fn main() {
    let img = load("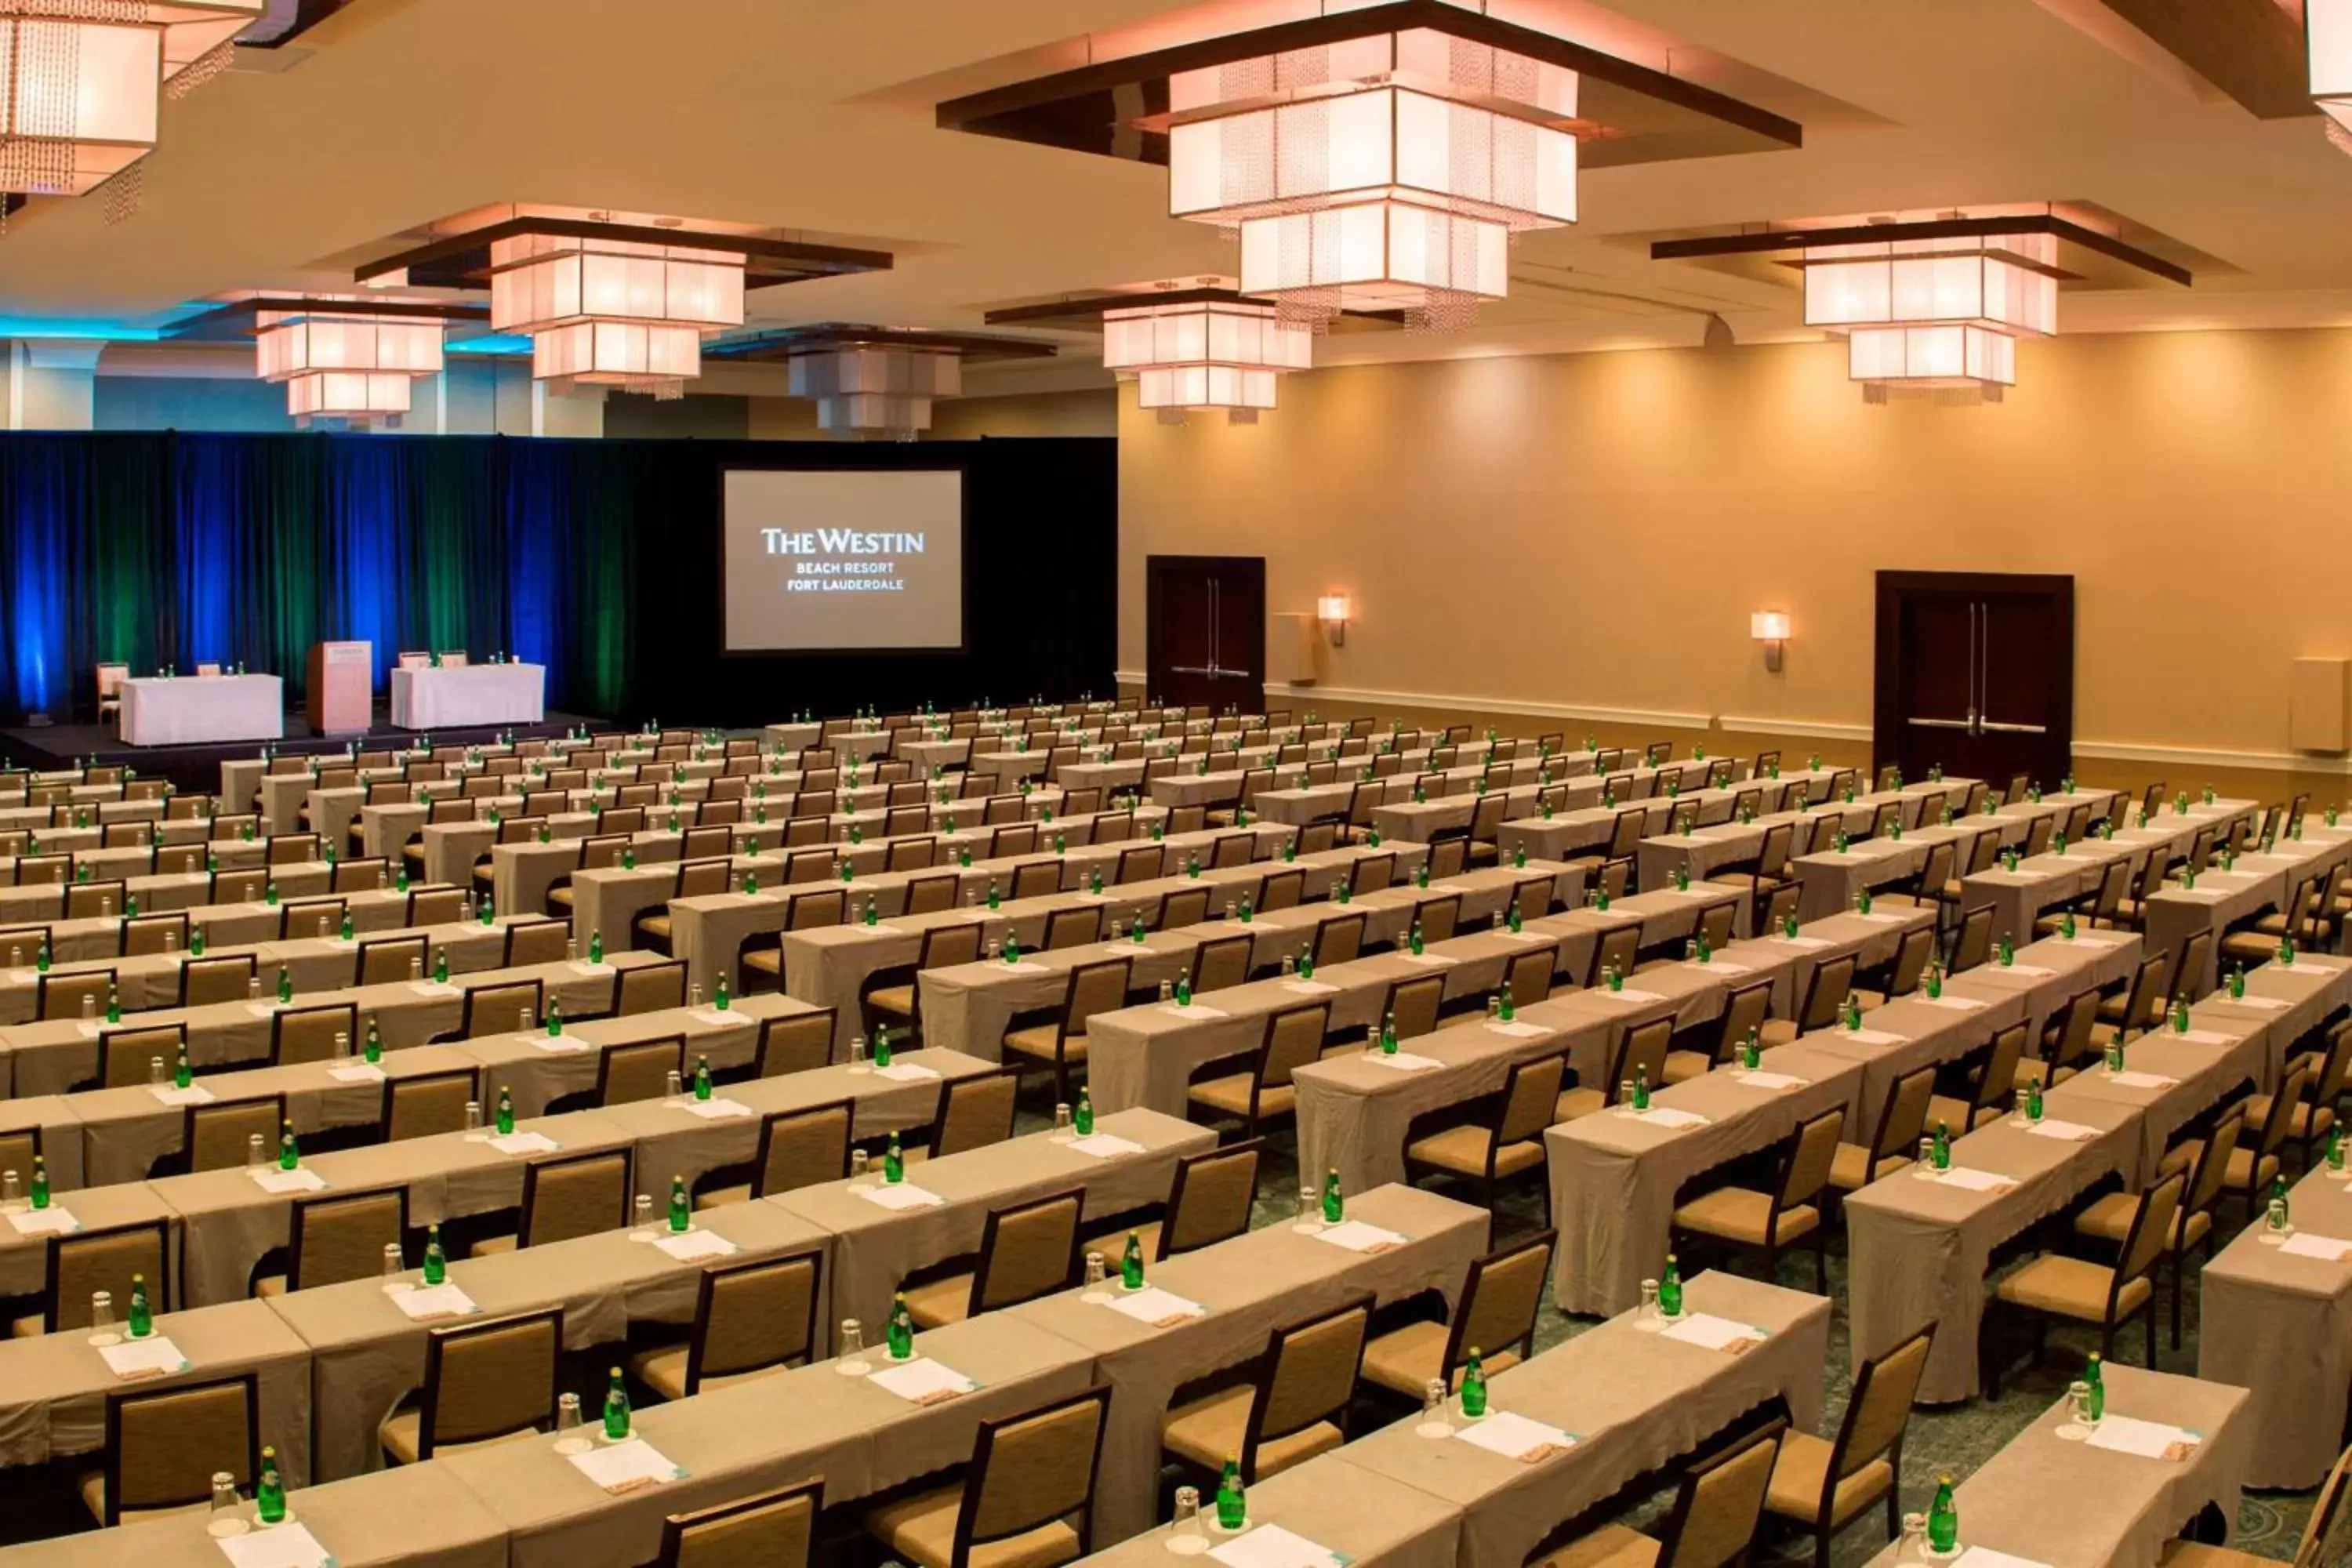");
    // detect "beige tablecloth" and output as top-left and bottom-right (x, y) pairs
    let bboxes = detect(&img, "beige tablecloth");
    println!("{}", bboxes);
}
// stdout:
(2200, 1160), (2352, 1490)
